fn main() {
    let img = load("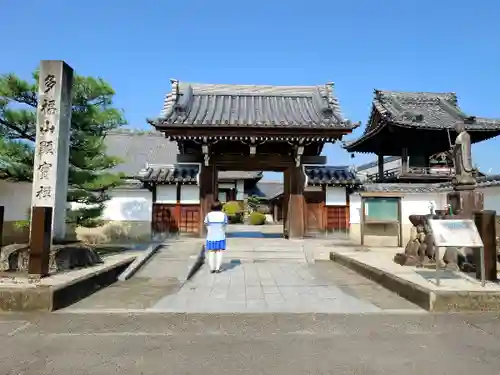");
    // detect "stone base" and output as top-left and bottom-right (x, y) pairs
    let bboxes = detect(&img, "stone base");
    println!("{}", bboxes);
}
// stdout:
(0, 255), (134, 311)
(447, 190), (484, 218)
(332, 252), (500, 312)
